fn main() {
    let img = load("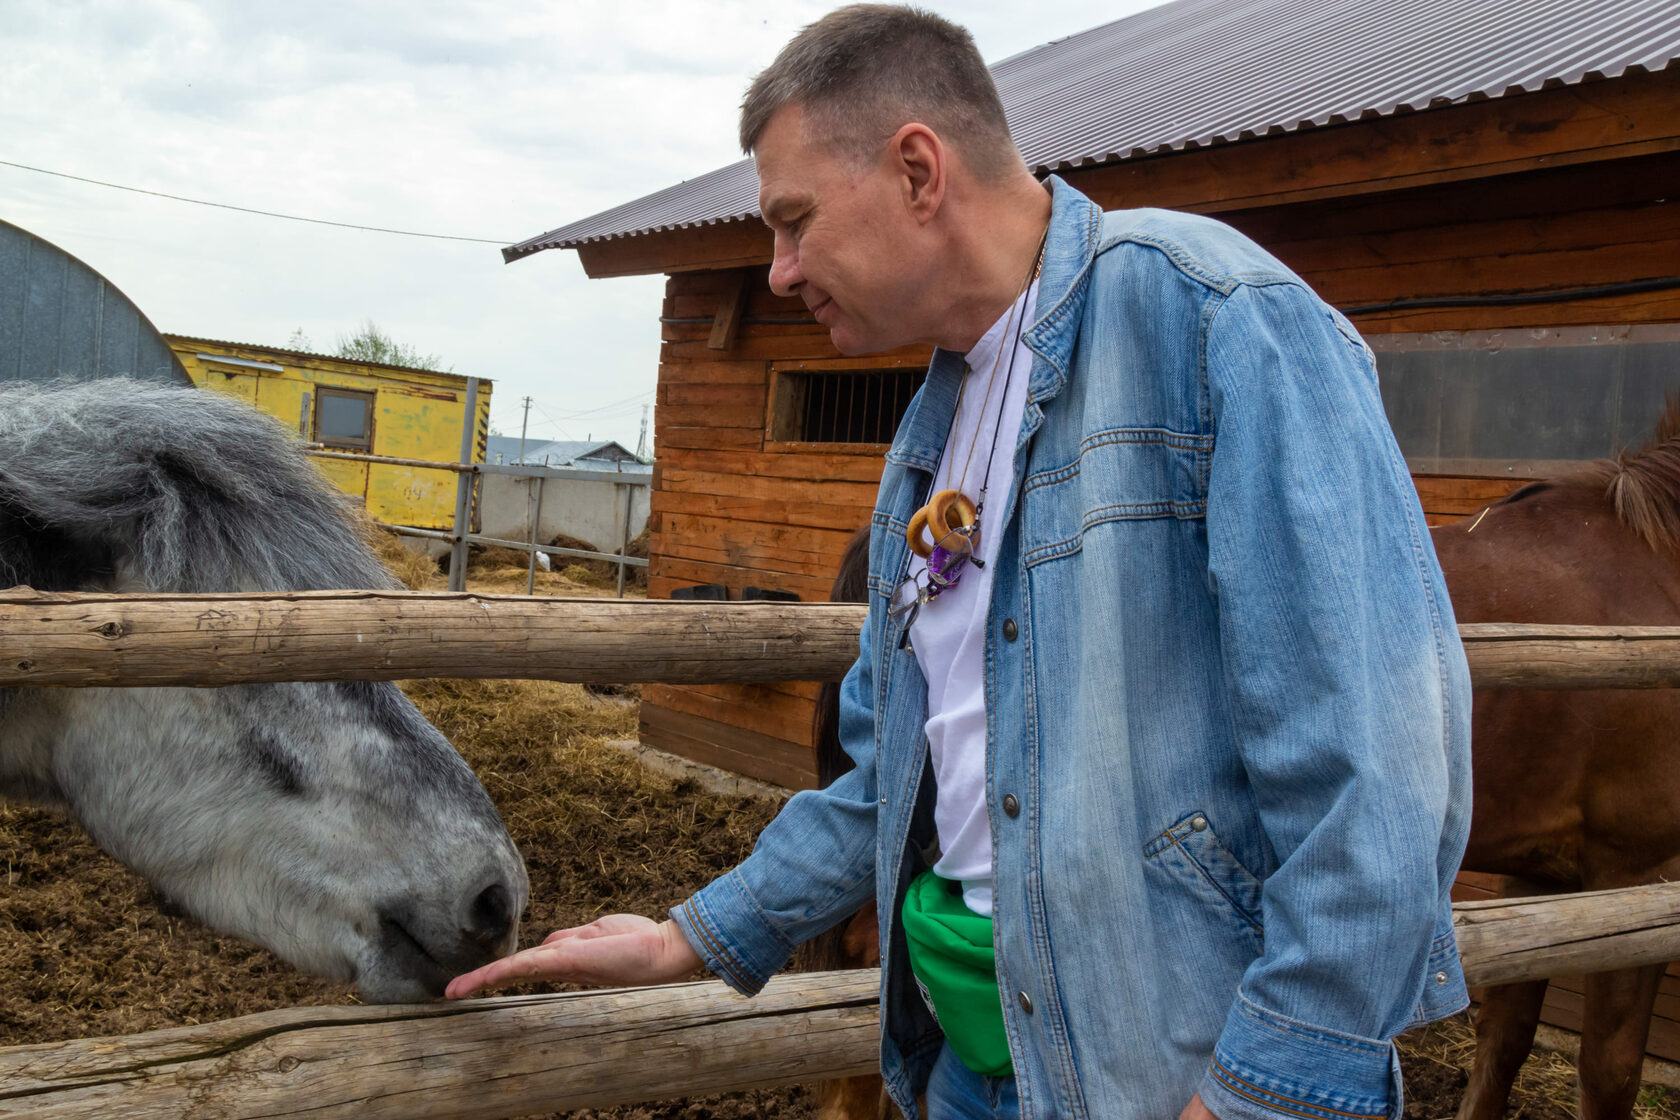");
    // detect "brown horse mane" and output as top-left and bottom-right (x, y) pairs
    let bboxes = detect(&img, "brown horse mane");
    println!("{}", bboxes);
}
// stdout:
(1566, 396), (1680, 557)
